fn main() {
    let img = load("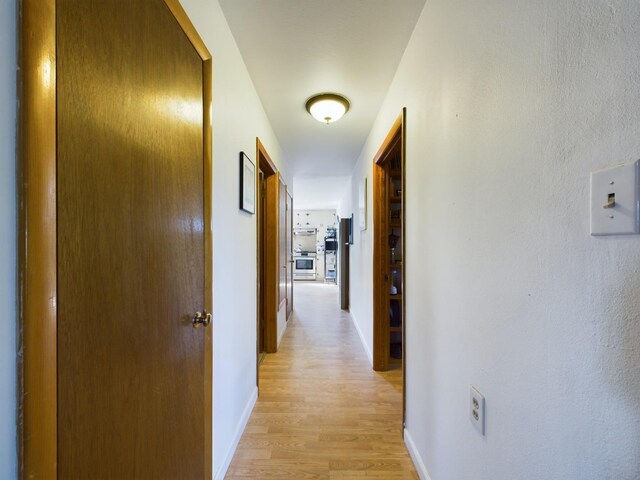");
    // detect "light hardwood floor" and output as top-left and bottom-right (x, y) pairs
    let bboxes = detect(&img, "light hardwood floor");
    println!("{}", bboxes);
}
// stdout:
(226, 282), (417, 479)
